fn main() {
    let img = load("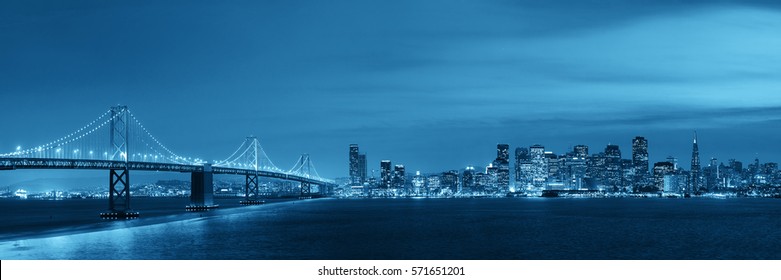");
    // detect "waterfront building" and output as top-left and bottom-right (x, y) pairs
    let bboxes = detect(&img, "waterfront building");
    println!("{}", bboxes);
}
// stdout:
(653, 161), (675, 192)
(462, 166), (476, 194)
(412, 171), (426, 195)
(604, 144), (622, 190)
(530, 144), (547, 189)
(690, 132), (701, 194)
(348, 144), (367, 186)
(393, 164), (406, 191)
(426, 175), (441, 195)
(485, 163), (499, 194)
(495, 144), (510, 193)
(515, 147), (533, 190)
(441, 170), (459, 195)
(632, 136), (649, 186)
(380, 160), (392, 189)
